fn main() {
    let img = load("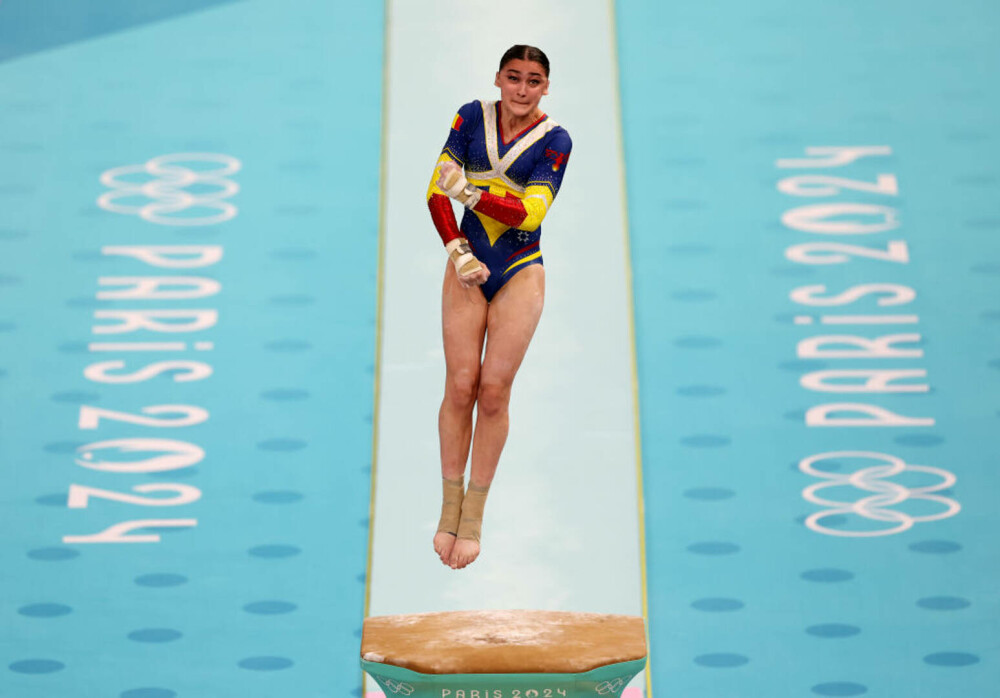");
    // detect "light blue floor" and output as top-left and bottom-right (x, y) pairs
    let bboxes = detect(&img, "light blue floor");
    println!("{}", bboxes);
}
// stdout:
(2, 2), (999, 697)
(0, 2), (382, 697)
(618, 0), (999, 696)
